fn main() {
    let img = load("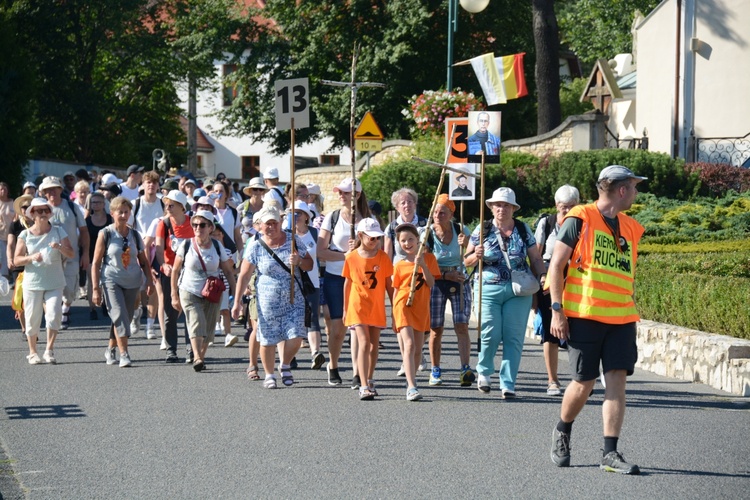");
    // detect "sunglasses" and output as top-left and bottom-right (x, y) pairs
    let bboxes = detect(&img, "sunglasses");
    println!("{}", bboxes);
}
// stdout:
(123, 238), (130, 252)
(32, 208), (51, 215)
(251, 188), (265, 192)
(192, 222), (210, 229)
(21, 205), (30, 211)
